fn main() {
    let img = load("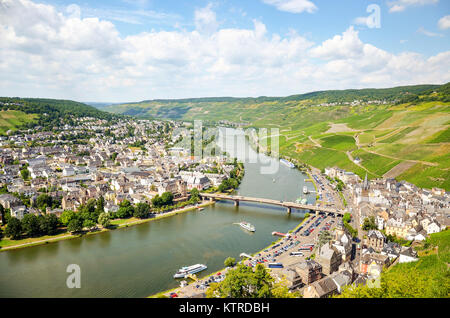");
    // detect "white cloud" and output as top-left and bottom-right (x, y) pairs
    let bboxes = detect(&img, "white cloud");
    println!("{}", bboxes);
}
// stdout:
(194, 3), (219, 34)
(0, 0), (449, 102)
(417, 26), (443, 37)
(262, 0), (317, 14)
(438, 15), (450, 30)
(387, 0), (439, 13)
